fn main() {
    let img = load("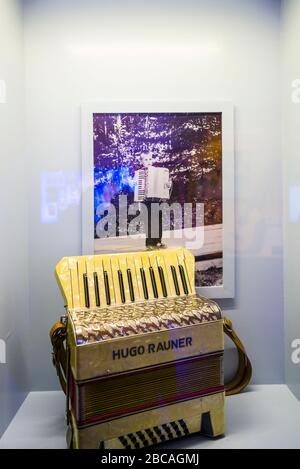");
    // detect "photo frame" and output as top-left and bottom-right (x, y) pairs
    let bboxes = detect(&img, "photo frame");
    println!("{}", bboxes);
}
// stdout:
(81, 100), (234, 299)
